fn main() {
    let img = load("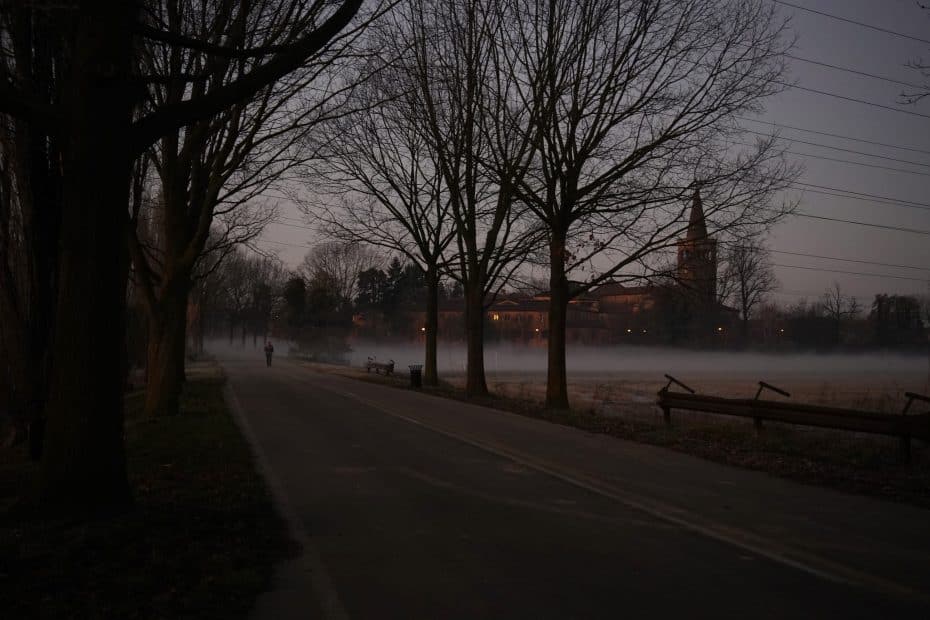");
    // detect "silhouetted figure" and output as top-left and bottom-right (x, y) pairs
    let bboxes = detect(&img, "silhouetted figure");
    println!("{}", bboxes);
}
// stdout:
(264, 341), (274, 367)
